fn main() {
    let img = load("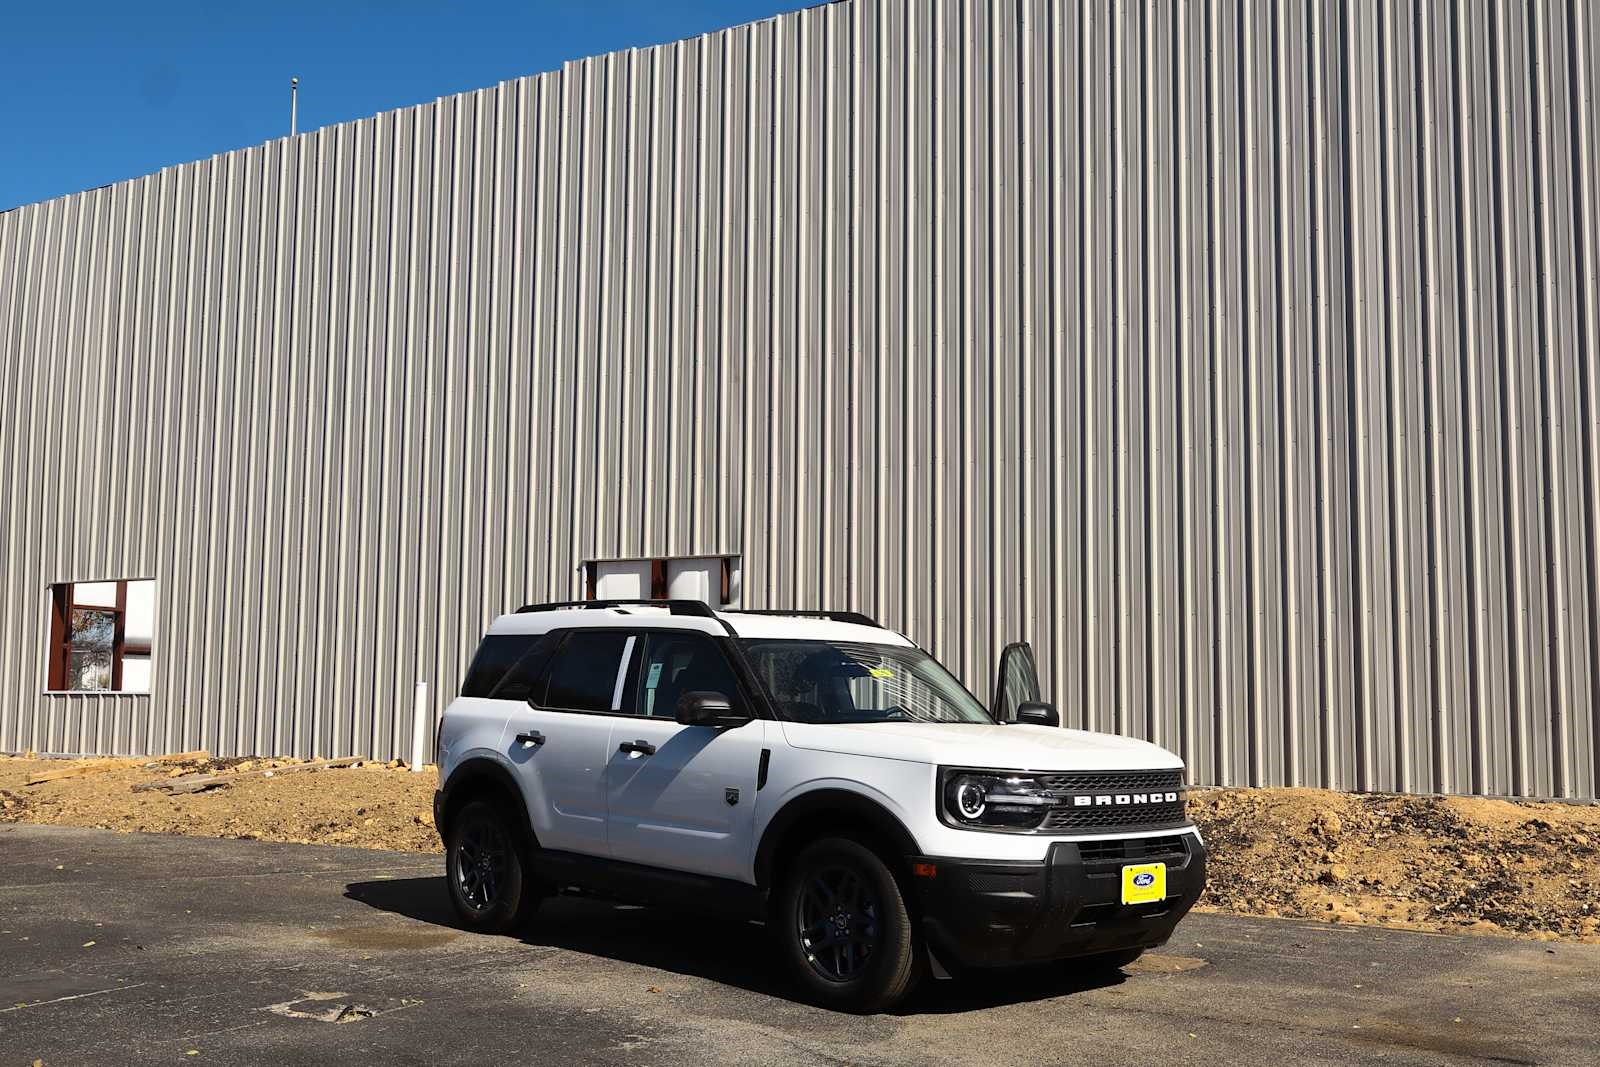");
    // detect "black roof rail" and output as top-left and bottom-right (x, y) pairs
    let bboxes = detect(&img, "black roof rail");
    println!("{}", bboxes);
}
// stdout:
(513, 598), (736, 635)
(516, 598), (714, 617)
(732, 608), (880, 628)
